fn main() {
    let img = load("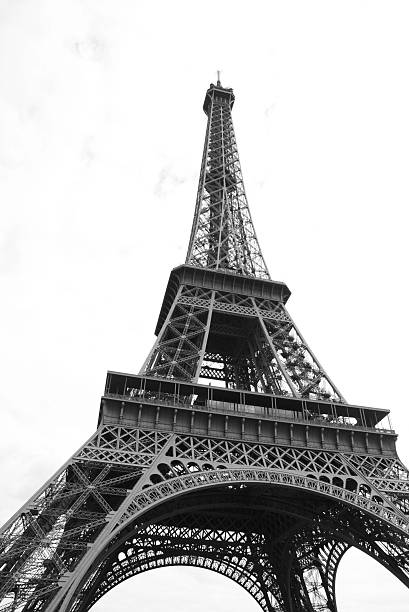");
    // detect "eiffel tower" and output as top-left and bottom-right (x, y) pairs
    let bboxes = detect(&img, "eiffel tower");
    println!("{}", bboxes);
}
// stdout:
(1, 77), (409, 612)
